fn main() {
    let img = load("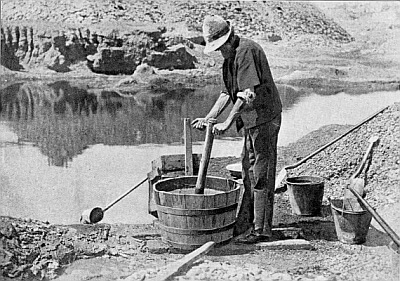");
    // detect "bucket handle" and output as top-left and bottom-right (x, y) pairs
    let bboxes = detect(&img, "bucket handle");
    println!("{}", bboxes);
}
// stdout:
(330, 197), (354, 216)
(341, 198), (355, 214)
